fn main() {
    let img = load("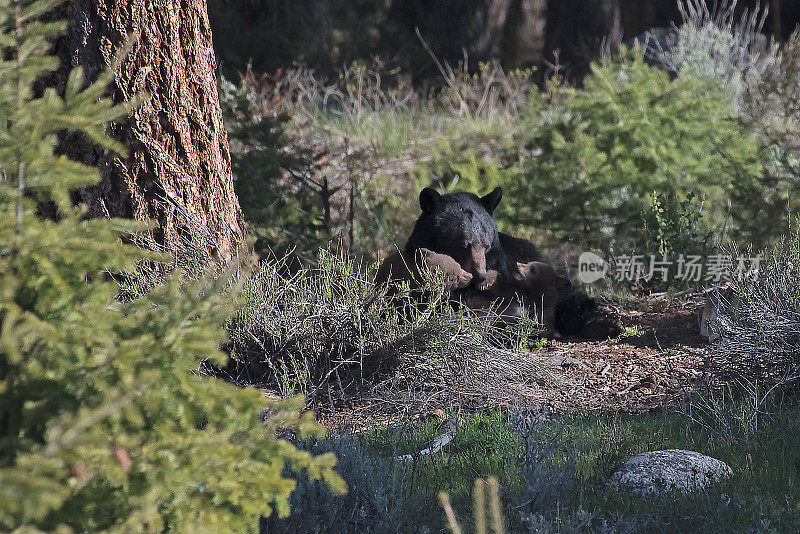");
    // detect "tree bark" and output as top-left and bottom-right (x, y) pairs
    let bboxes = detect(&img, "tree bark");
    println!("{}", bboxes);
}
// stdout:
(52, 0), (246, 264)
